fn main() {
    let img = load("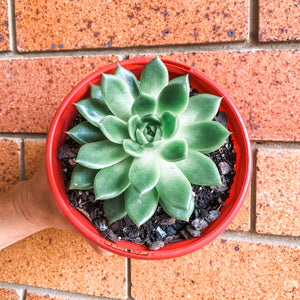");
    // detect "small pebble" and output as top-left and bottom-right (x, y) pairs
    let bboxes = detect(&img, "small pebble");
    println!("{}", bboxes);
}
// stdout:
(191, 218), (209, 230)
(205, 210), (221, 222)
(156, 226), (167, 239)
(148, 240), (165, 251)
(218, 162), (230, 175)
(186, 225), (201, 237)
(160, 217), (176, 226)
